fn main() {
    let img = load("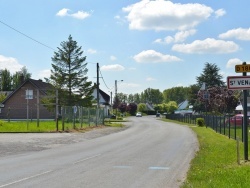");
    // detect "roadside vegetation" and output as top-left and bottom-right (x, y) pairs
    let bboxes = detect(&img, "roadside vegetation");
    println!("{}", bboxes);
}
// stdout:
(0, 116), (127, 132)
(162, 118), (250, 188)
